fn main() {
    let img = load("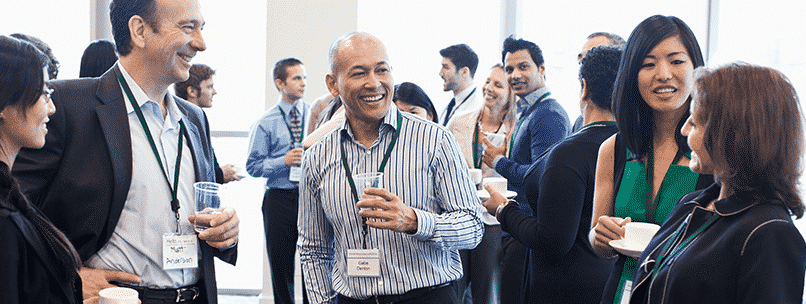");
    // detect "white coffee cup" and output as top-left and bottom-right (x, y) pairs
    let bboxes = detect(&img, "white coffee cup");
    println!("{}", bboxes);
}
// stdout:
(483, 177), (507, 195)
(624, 222), (661, 249)
(99, 287), (138, 304)
(468, 169), (482, 186)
